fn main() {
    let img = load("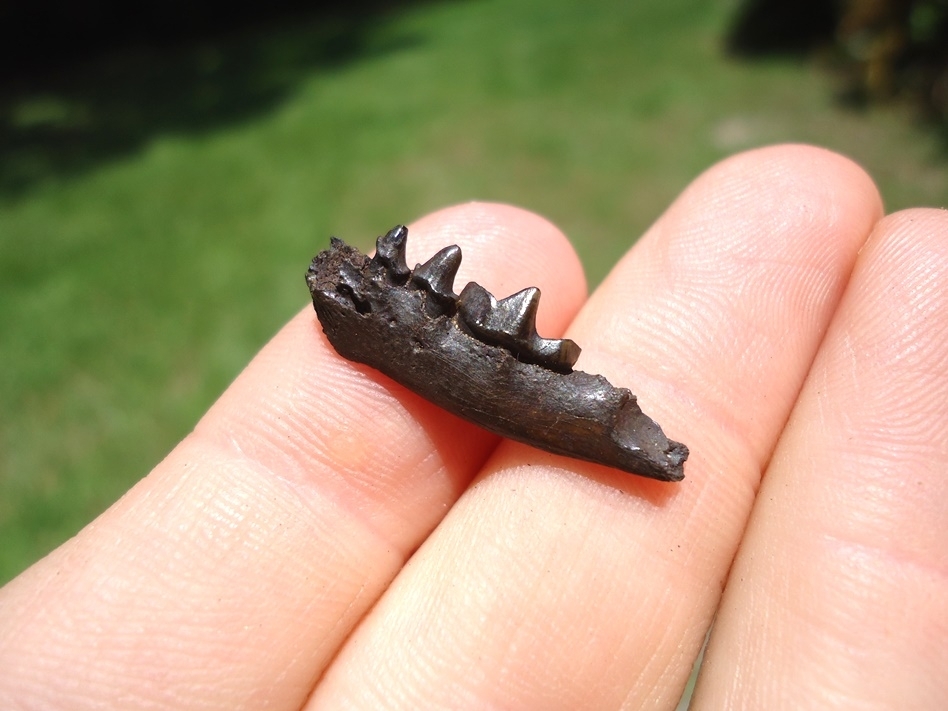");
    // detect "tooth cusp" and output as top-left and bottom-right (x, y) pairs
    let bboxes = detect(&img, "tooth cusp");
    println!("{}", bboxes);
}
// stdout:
(457, 283), (580, 373)
(495, 287), (541, 339)
(371, 225), (411, 282)
(411, 244), (462, 310)
(533, 337), (582, 371)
